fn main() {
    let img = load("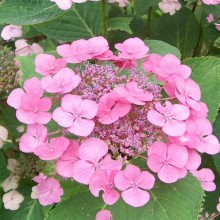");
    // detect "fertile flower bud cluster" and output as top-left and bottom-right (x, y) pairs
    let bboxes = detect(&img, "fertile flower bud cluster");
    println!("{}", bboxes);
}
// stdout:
(6, 36), (220, 213)
(0, 44), (19, 93)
